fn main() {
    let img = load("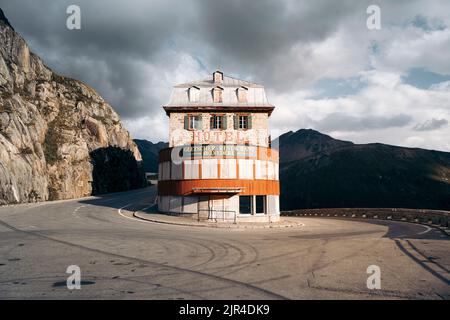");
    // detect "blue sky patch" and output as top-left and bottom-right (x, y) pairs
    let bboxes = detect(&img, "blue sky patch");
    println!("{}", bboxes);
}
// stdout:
(310, 76), (368, 99)
(402, 68), (450, 89)
(409, 15), (446, 32)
